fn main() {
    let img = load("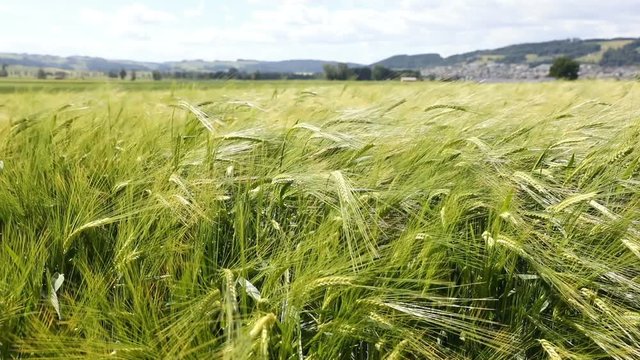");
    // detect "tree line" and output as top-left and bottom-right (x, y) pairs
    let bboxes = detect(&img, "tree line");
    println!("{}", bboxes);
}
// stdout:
(0, 57), (611, 82)
(0, 63), (418, 81)
(600, 40), (640, 66)
(323, 64), (420, 80)
(104, 68), (320, 81)
(134, 65), (421, 81)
